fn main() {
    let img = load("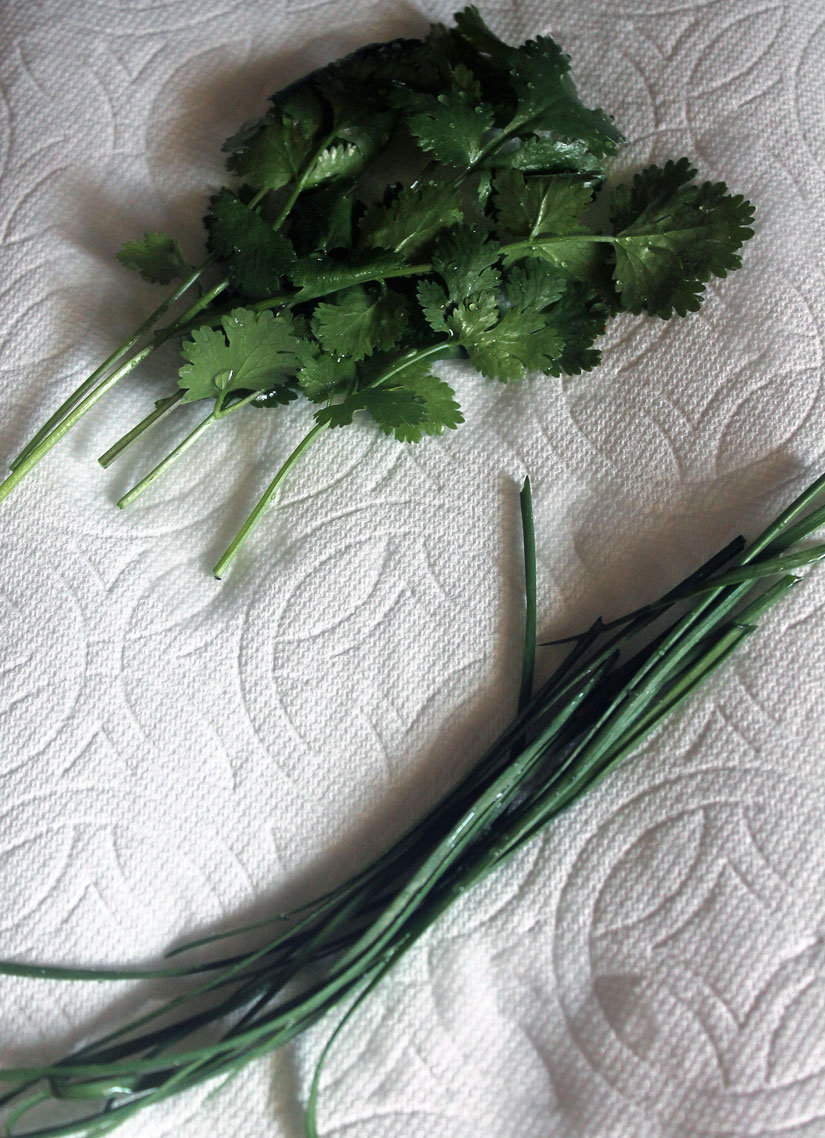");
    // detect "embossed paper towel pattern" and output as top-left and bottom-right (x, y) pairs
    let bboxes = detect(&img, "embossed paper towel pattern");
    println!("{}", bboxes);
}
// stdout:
(1, 2), (825, 1136)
